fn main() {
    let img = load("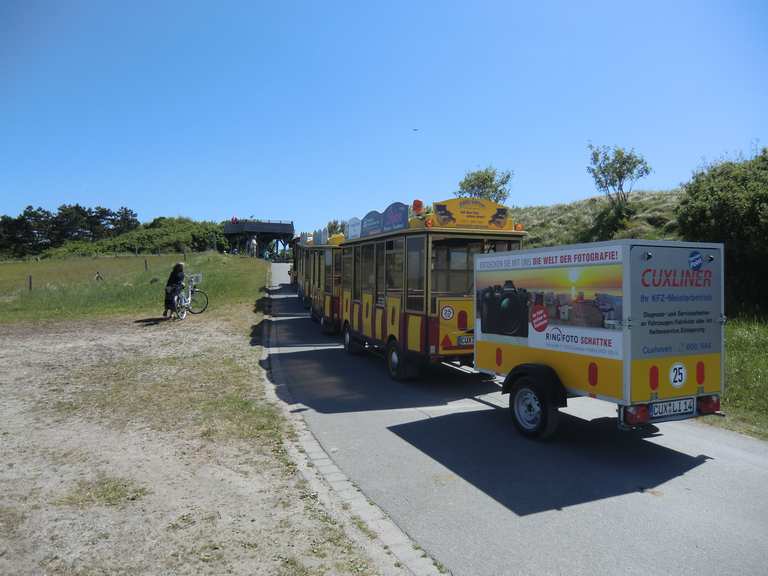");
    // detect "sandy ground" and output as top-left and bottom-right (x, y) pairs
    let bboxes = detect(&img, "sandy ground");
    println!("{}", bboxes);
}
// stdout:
(0, 312), (385, 576)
